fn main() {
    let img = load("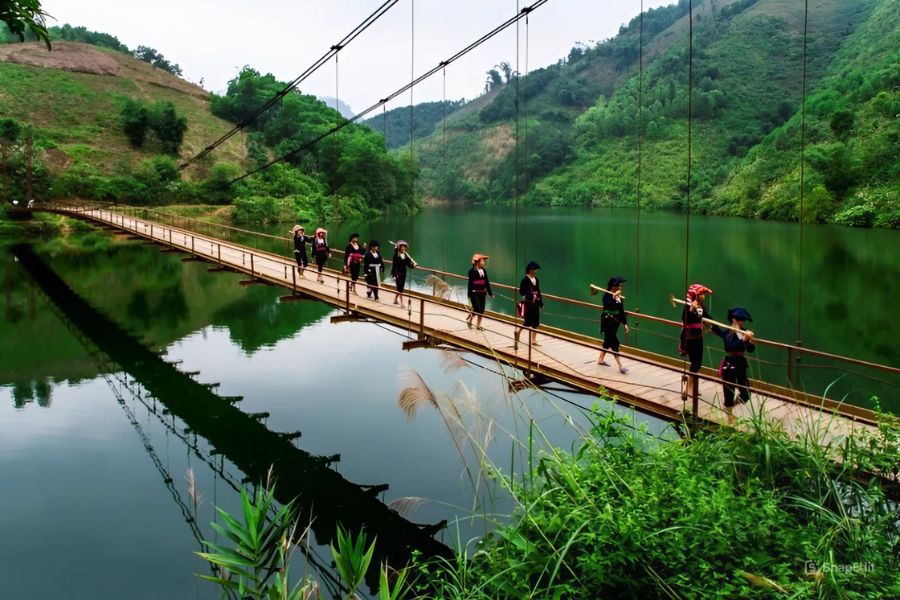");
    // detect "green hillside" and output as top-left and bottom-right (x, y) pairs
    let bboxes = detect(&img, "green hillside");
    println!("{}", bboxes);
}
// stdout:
(412, 0), (897, 227)
(0, 41), (245, 181)
(360, 100), (465, 150)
